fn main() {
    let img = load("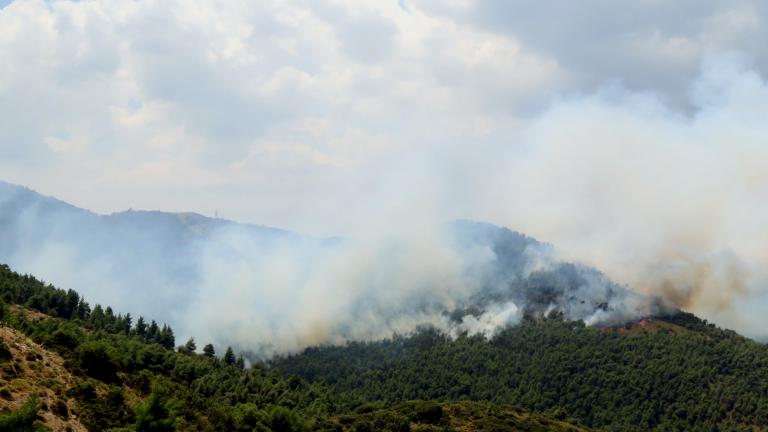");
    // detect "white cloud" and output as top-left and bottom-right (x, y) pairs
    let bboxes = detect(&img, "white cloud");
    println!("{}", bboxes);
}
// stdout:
(0, 0), (558, 231)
